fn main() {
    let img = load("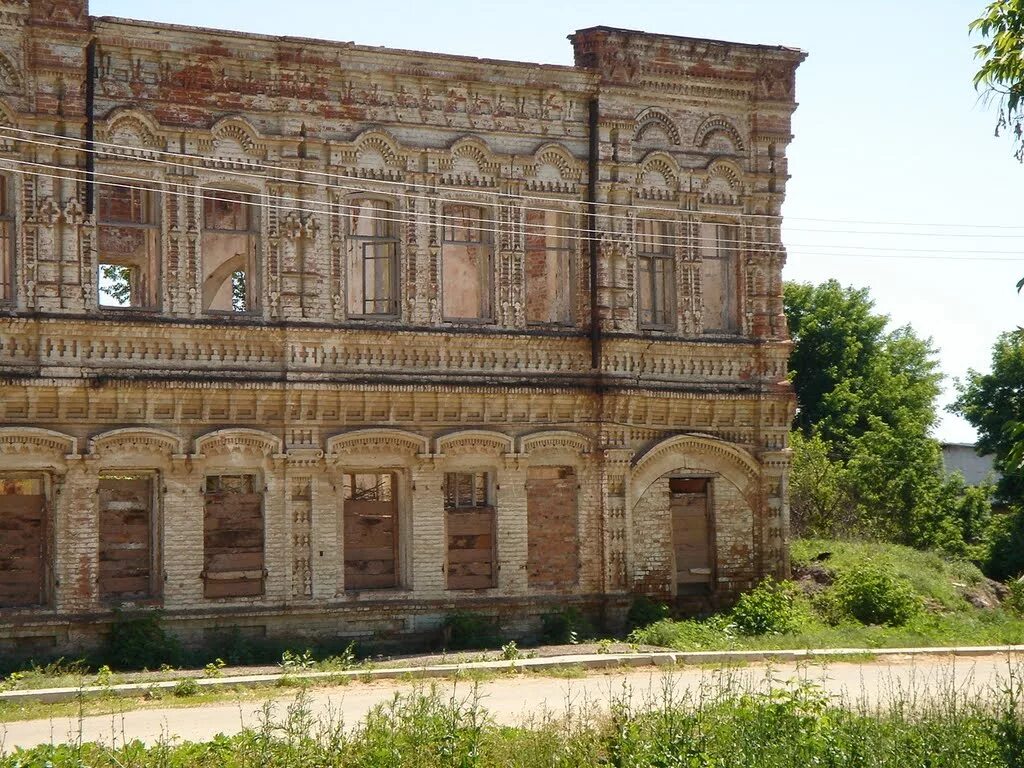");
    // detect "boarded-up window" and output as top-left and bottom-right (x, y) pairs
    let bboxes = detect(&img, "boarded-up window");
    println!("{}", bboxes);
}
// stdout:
(525, 209), (573, 325)
(346, 198), (398, 316)
(670, 477), (713, 593)
(343, 472), (398, 590)
(526, 466), (578, 588)
(700, 222), (739, 333)
(98, 475), (158, 603)
(202, 191), (258, 313)
(442, 205), (492, 320)
(0, 177), (14, 304)
(98, 185), (160, 308)
(637, 218), (674, 328)
(203, 474), (264, 598)
(0, 476), (48, 609)
(445, 471), (495, 589)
